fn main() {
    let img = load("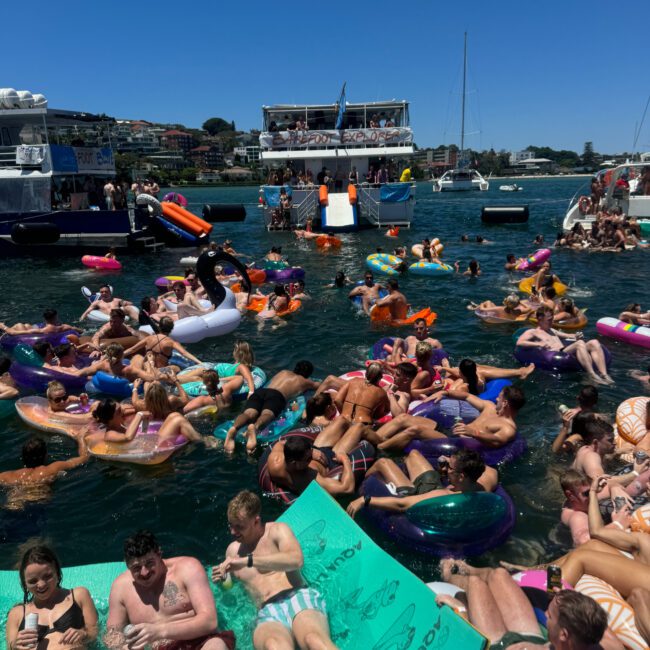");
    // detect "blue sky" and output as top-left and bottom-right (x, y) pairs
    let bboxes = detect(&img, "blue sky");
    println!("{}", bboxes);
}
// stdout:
(5, 0), (649, 154)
